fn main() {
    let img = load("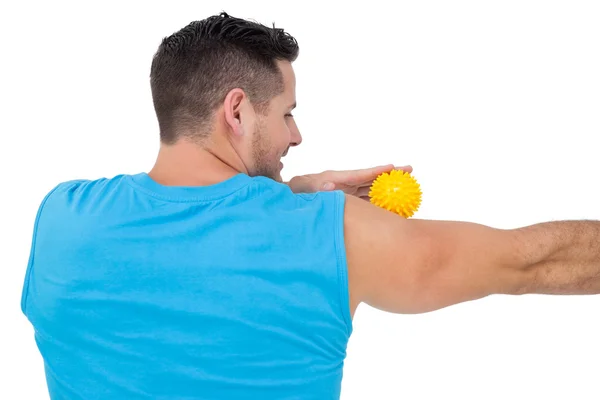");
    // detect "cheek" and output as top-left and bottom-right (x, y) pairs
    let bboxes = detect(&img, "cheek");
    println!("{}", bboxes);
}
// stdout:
(266, 120), (291, 148)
